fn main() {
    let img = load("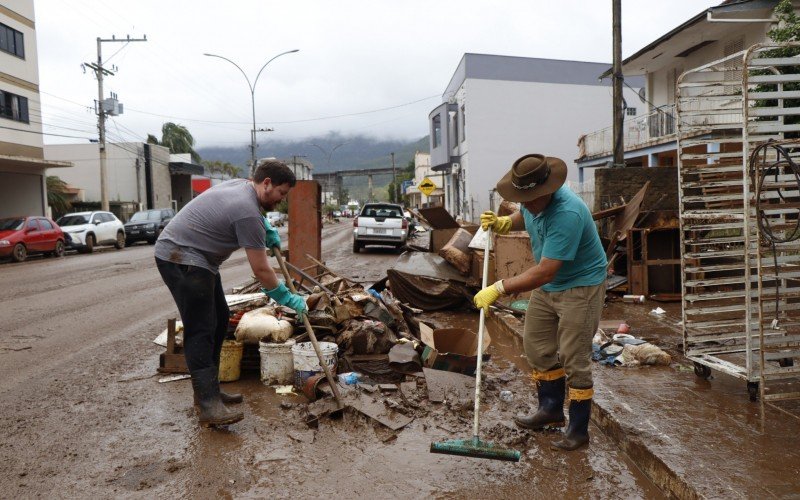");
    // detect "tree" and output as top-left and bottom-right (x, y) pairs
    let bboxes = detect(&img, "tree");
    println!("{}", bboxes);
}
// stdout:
(755, 1), (800, 133)
(148, 122), (201, 162)
(46, 175), (71, 218)
(202, 160), (243, 180)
